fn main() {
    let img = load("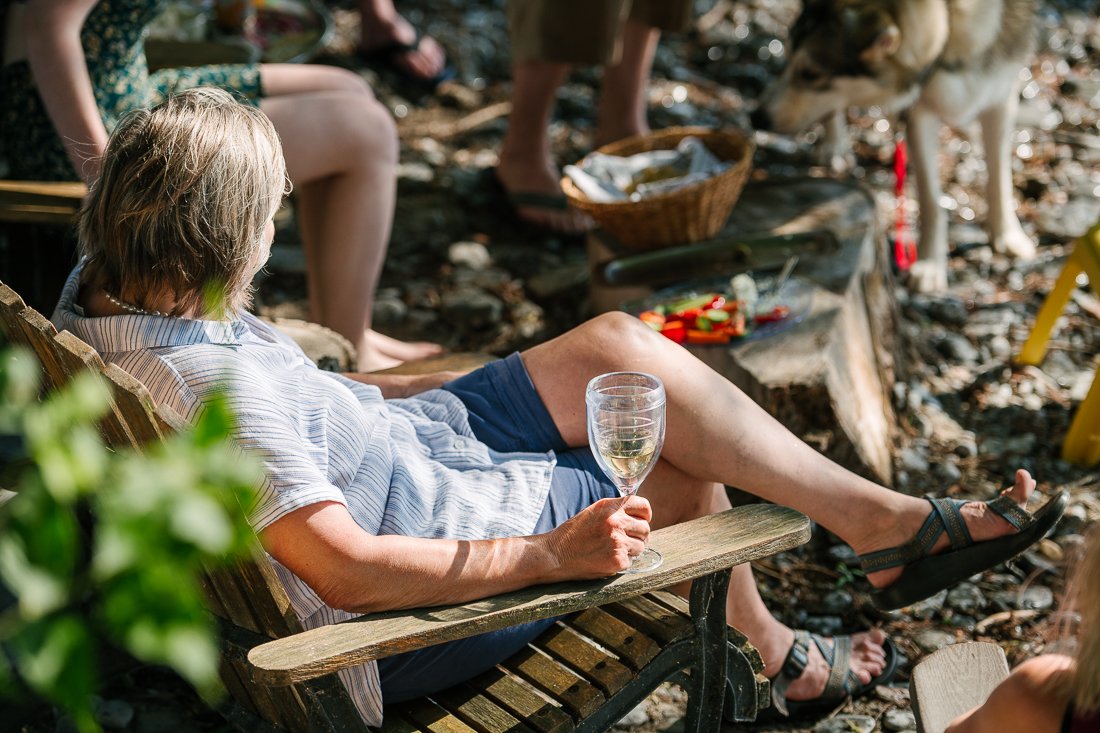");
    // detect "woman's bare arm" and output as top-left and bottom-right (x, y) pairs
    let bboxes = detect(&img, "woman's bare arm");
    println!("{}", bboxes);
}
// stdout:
(24, 0), (109, 182)
(946, 655), (1073, 733)
(341, 370), (463, 399)
(259, 497), (652, 613)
